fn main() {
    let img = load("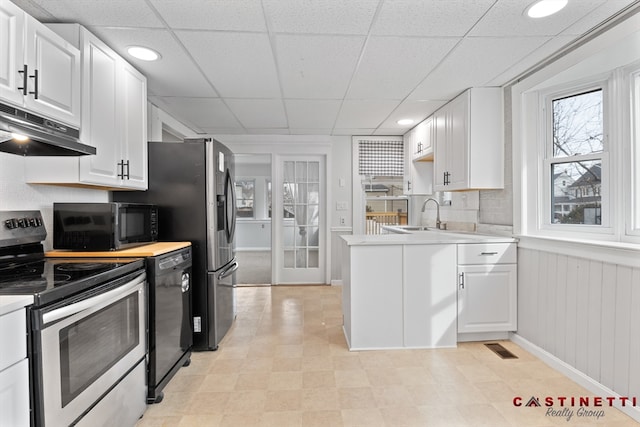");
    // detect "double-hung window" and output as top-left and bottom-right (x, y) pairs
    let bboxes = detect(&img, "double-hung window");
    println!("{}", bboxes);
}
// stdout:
(514, 12), (640, 247)
(543, 84), (609, 230)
